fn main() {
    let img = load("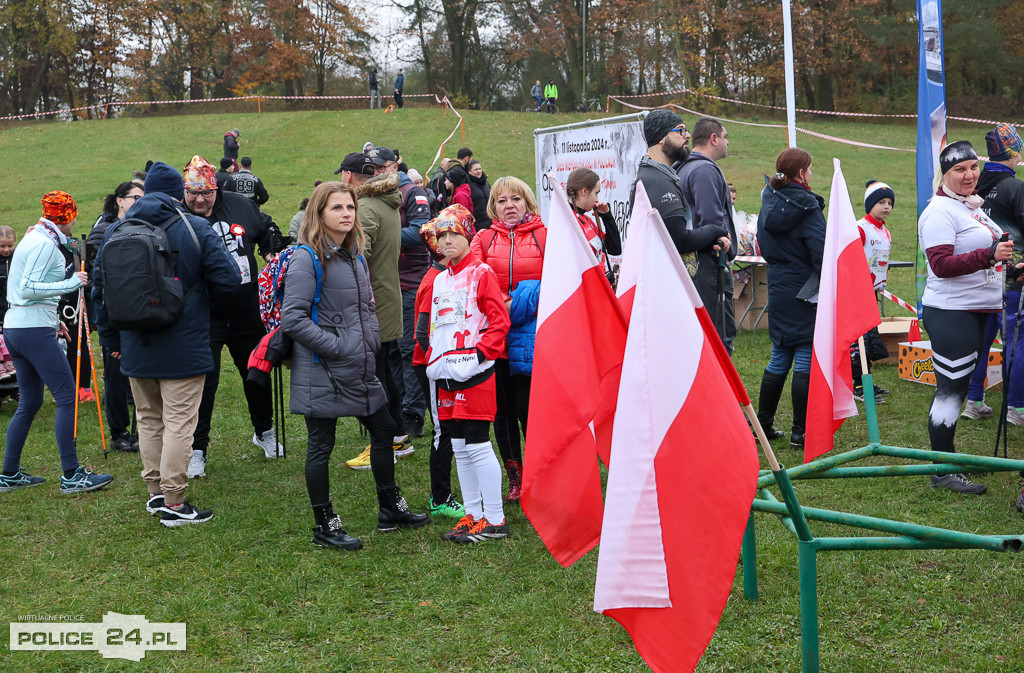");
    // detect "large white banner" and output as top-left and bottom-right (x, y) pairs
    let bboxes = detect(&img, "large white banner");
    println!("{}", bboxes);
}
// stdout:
(534, 113), (648, 240)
